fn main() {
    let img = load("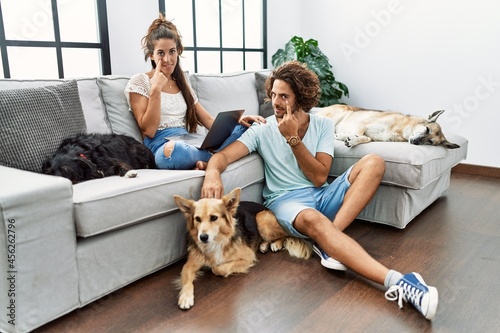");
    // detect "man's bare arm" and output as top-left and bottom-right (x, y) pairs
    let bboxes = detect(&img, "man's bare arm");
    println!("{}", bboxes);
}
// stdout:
(292, 147), (332, 187)
(201, 141), (250, 199)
